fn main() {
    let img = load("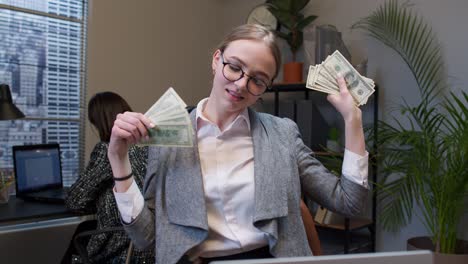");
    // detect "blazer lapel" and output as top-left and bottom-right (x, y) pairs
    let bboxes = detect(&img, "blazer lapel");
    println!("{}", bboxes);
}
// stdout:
(165, 109), (288, 234)
(250, 109), (288, 223)
(164, 110), (208, 230)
